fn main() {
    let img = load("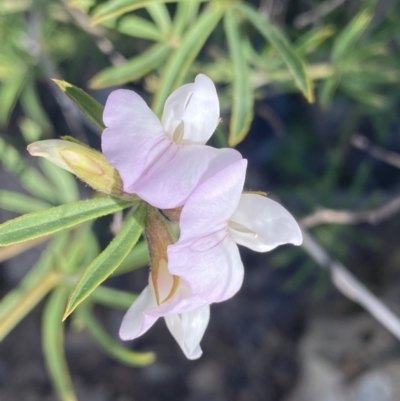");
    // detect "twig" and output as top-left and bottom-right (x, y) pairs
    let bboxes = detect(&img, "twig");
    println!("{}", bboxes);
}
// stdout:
(351, 134), (400, 170)
(294, 0), (347, 28)
(62, 0), (126, 66)
(300, 195), (400, 228)
(302, 229), (400, 341)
